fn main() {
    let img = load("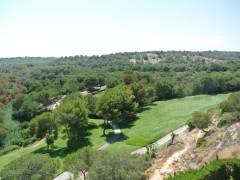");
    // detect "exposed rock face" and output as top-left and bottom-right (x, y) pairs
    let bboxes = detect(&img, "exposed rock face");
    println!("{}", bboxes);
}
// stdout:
(146, 113), (240, 180)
